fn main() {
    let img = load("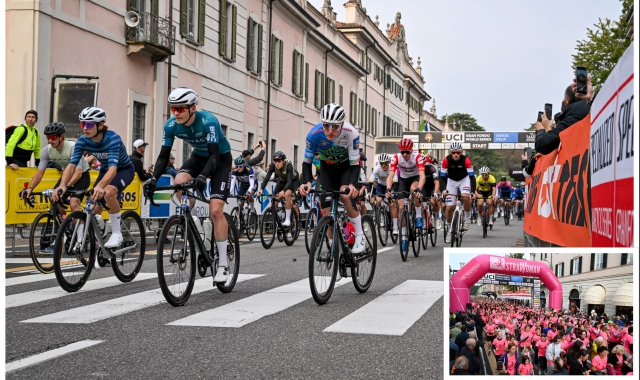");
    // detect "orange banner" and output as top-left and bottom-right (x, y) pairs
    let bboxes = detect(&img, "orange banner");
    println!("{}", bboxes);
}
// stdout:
(524, 116), (592, 246)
